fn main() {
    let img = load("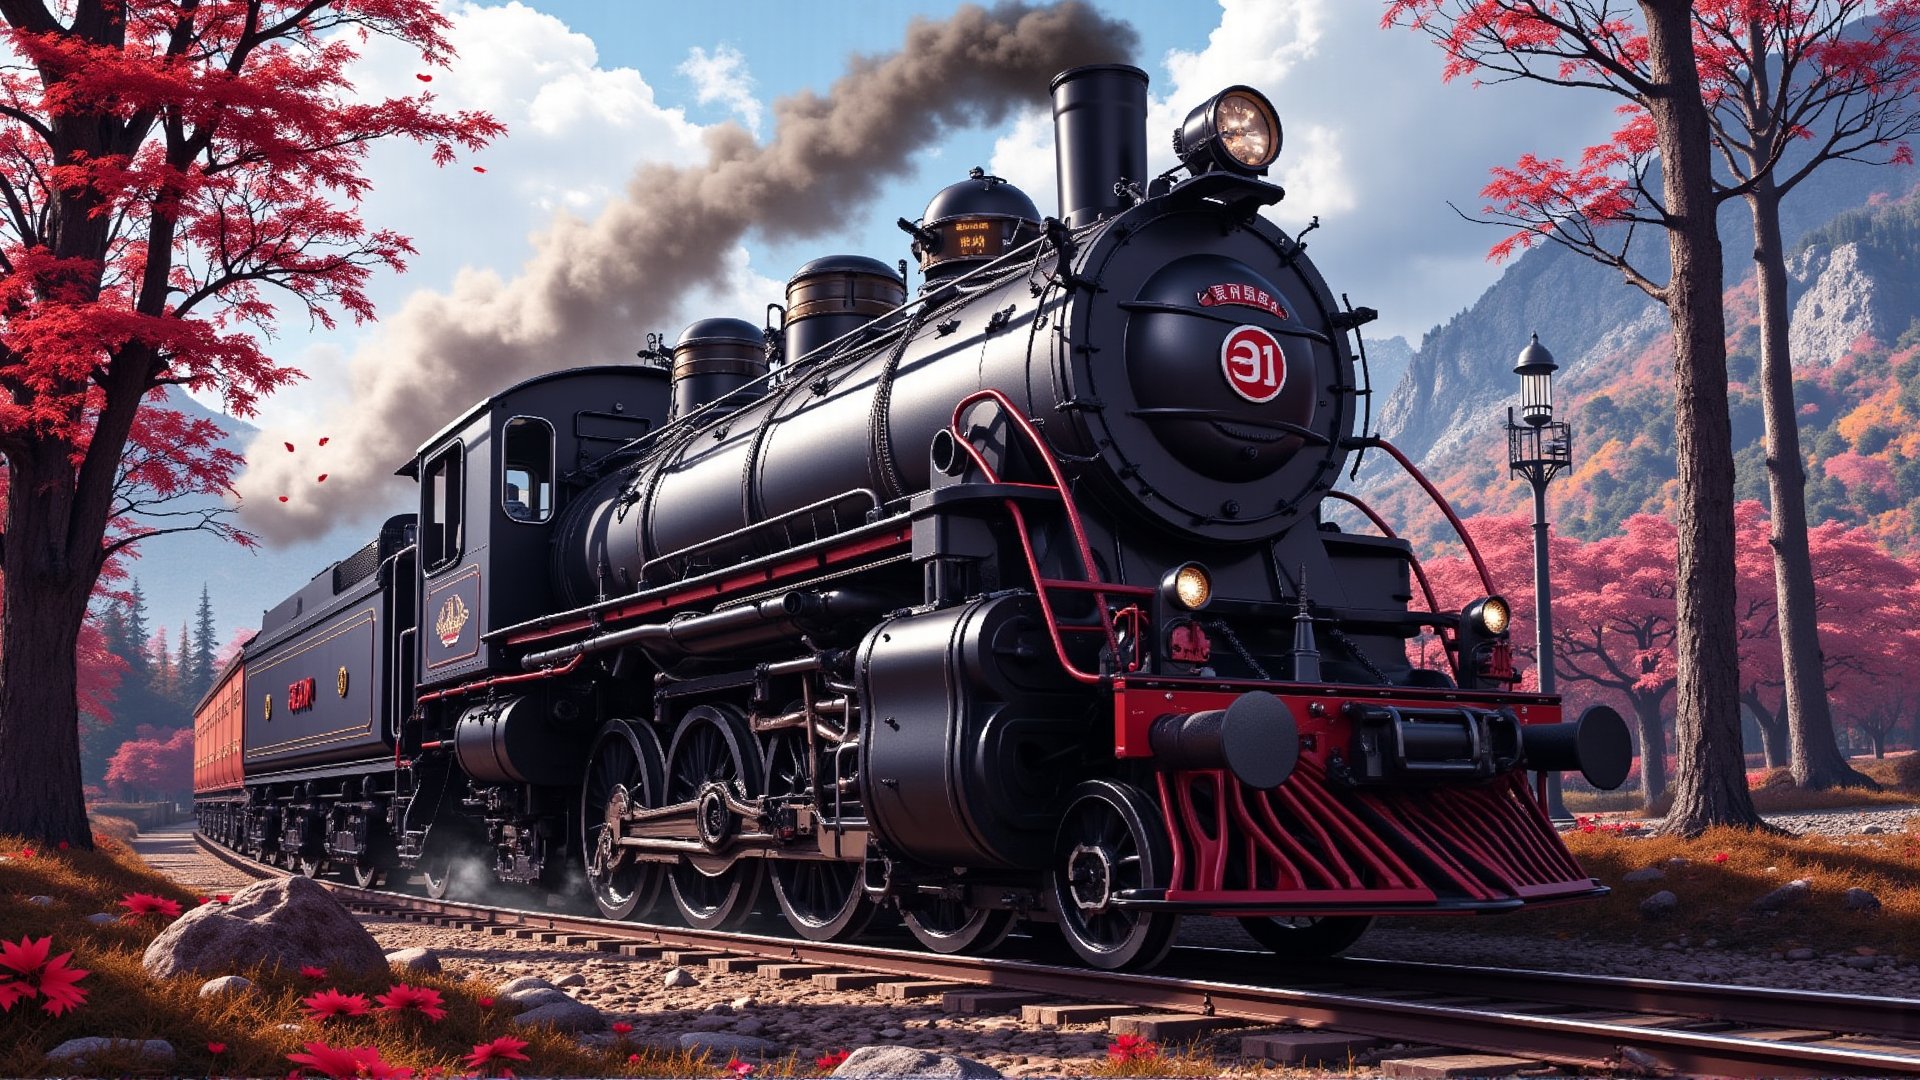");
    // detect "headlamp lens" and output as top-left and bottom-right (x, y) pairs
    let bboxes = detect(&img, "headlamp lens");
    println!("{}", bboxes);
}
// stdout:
(1215, 91), (1278, 168)
(1173, 565), (1212, 610)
